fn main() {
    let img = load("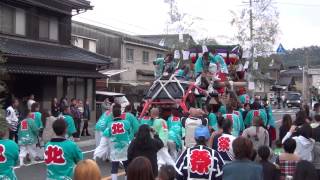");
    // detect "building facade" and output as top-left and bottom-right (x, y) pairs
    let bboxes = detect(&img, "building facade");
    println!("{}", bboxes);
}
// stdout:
(72, 21), (168, 103)
(0, 0), (110, 119)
